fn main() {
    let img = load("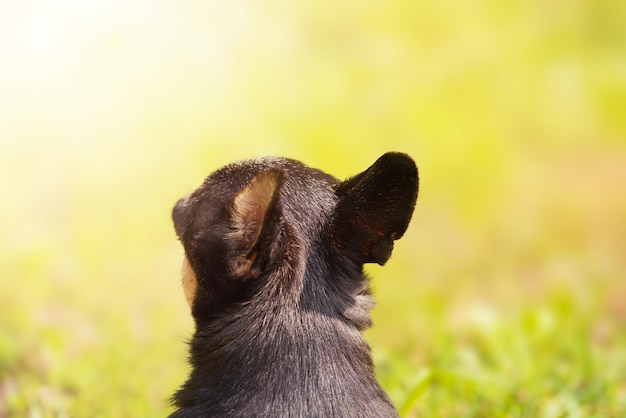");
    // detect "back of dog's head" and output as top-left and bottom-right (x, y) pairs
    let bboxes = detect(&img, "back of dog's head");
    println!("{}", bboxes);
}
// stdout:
(172, 153), (418, 322)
